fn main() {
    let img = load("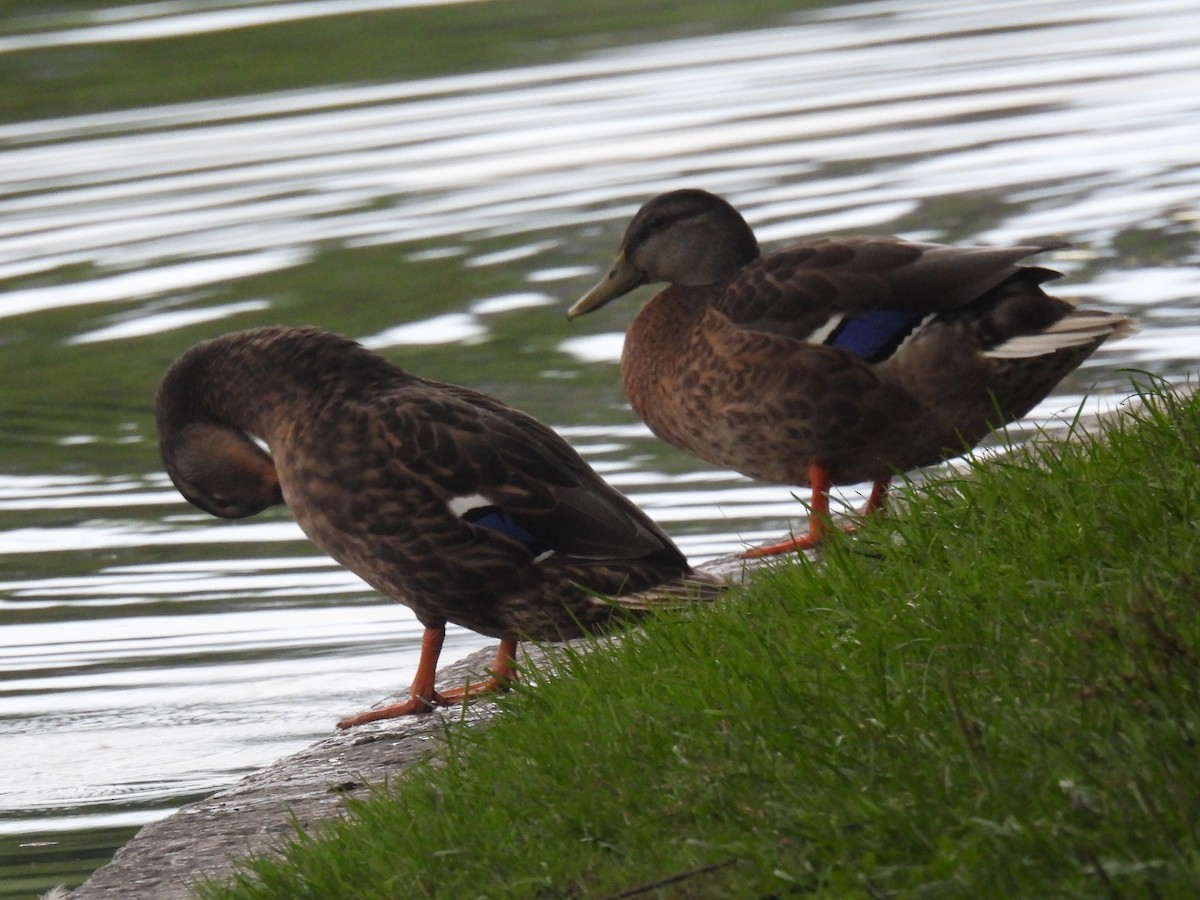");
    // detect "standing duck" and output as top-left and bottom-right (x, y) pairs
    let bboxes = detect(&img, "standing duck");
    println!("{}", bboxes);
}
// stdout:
(156, 326), (722, 728)
(567, 189), (1134, 557)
